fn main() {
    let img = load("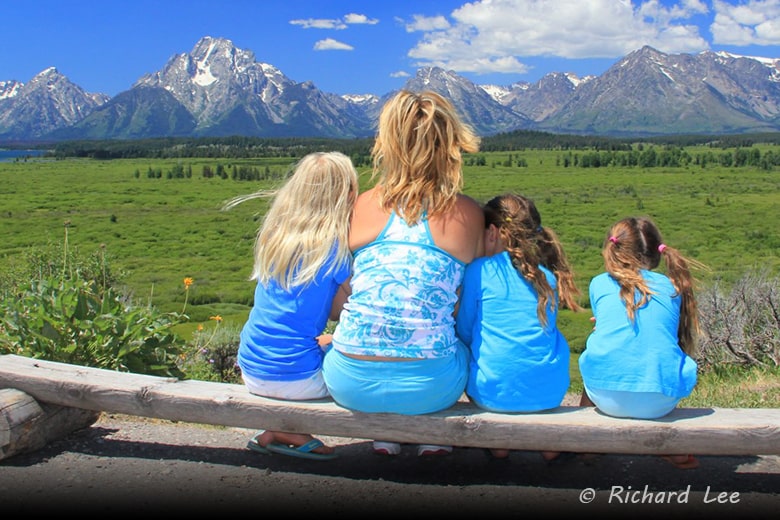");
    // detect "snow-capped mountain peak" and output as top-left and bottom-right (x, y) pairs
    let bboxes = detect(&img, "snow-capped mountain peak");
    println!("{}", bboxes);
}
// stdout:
(2, 40), (780, 140)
